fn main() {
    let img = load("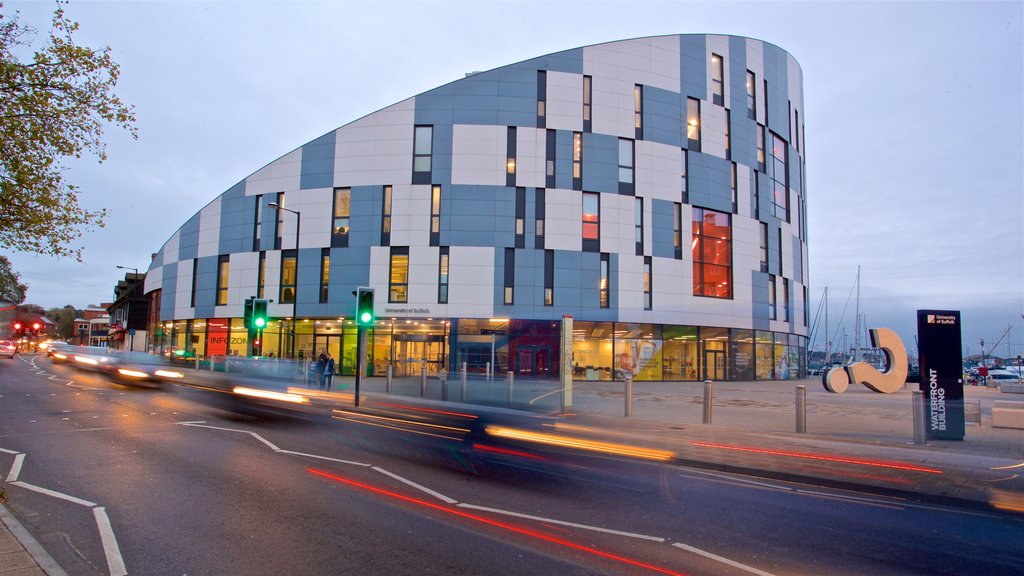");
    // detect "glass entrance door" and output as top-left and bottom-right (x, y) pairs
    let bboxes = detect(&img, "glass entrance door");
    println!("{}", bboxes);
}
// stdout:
(516, 346), (552, 377)
(703, 348), (726, 381)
